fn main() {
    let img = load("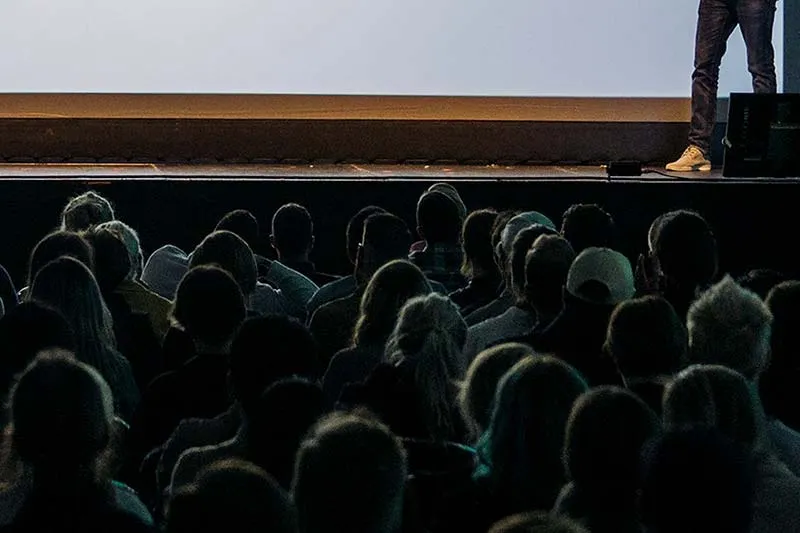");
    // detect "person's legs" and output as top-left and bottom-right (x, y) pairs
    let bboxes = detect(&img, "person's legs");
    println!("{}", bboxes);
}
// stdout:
(688, 0), (739, 154)
(737, 0), (778, 94)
